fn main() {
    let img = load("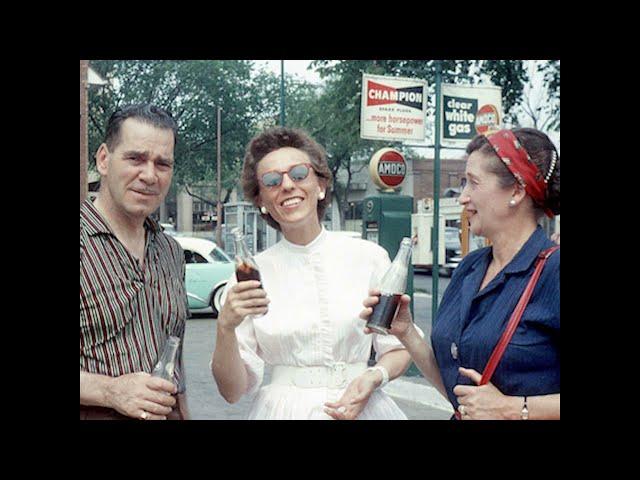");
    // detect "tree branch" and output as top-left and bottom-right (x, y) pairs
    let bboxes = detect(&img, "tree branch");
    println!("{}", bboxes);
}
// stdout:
(89, 112), (104, 138)
(184, 184), (217, 207)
